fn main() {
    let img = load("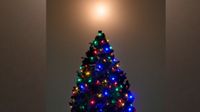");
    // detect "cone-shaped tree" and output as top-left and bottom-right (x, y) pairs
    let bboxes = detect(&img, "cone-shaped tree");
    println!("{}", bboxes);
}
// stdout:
(69, 31), (136, 112)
